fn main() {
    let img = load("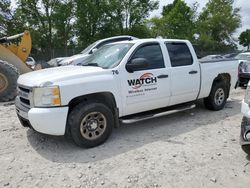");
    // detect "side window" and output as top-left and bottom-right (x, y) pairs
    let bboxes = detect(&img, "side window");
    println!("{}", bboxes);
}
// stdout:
(130, 44), (165, 70)
(166, 42), (193, 67)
